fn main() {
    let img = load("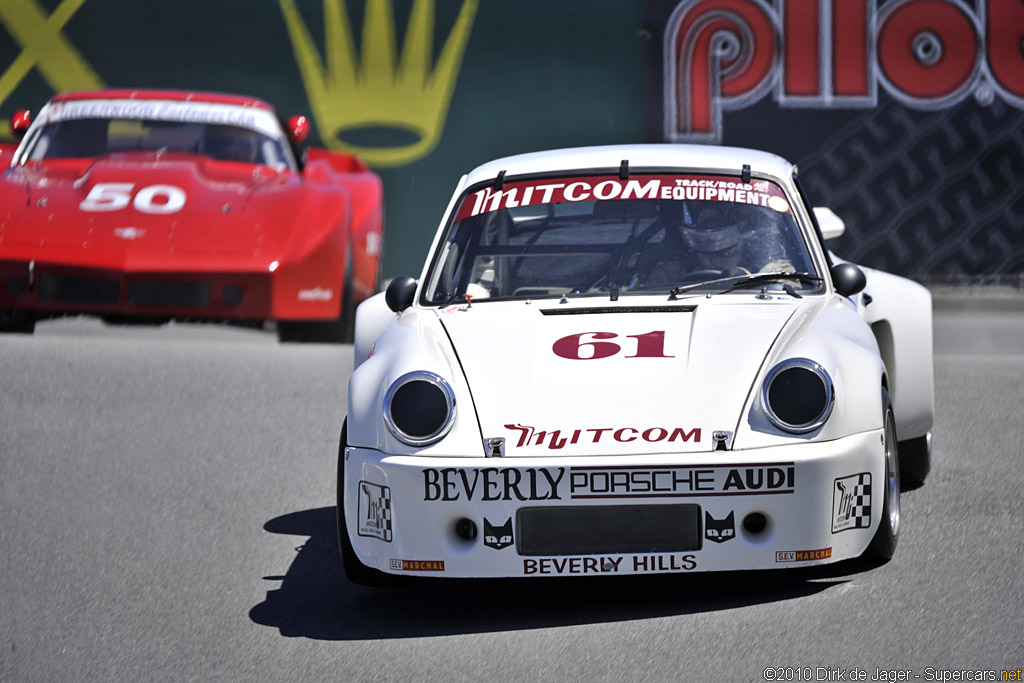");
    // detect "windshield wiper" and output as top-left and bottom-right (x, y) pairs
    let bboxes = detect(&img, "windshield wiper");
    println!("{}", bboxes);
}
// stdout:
(722, 271), (822, 293)
(669, 271), (822, 299)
